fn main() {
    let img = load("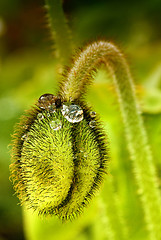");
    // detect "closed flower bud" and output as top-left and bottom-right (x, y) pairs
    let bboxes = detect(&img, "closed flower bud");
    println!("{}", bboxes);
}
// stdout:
(10, 94), (109, 220)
